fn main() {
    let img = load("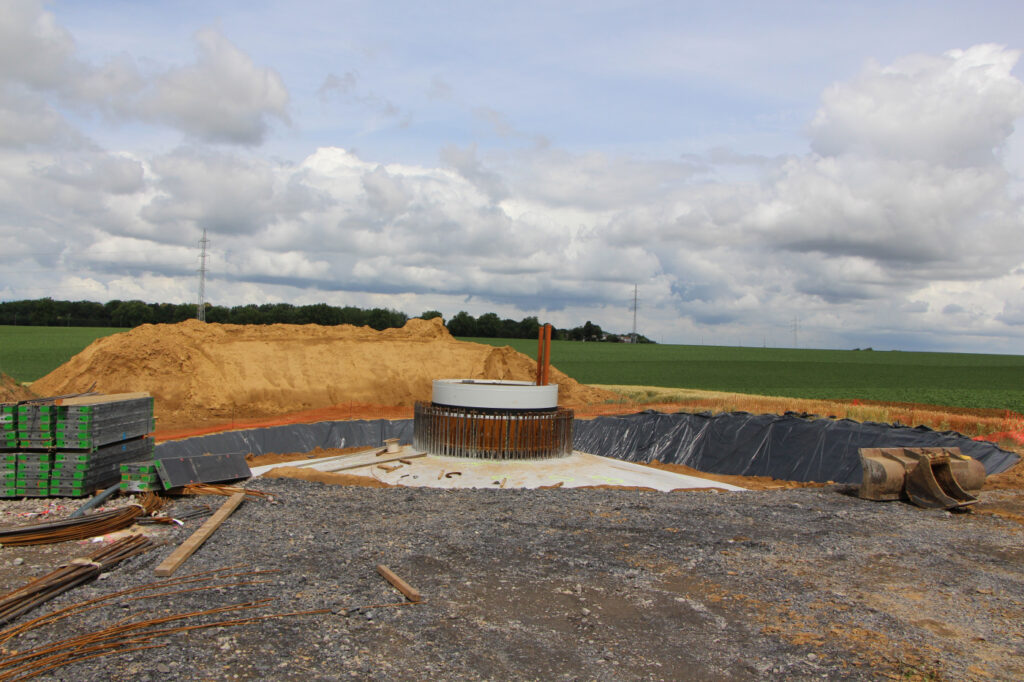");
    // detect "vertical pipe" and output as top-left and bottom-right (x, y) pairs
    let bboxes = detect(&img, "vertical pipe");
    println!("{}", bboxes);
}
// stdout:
(536, 325), (544, 385)
(542, 323), (552, 386)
